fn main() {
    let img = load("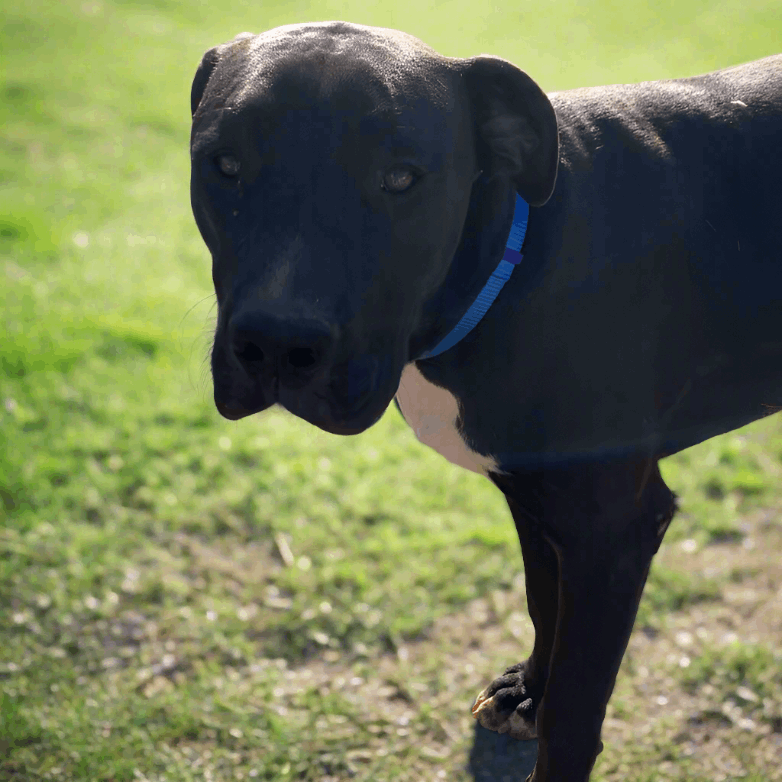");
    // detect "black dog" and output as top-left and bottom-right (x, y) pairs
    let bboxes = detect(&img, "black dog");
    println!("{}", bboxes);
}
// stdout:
(190, 23), (782, 781)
